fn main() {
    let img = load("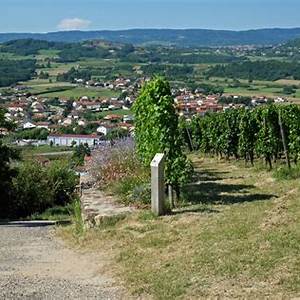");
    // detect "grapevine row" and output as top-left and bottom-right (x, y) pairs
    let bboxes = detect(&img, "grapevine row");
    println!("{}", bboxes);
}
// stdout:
(181, 104), (300, 169)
